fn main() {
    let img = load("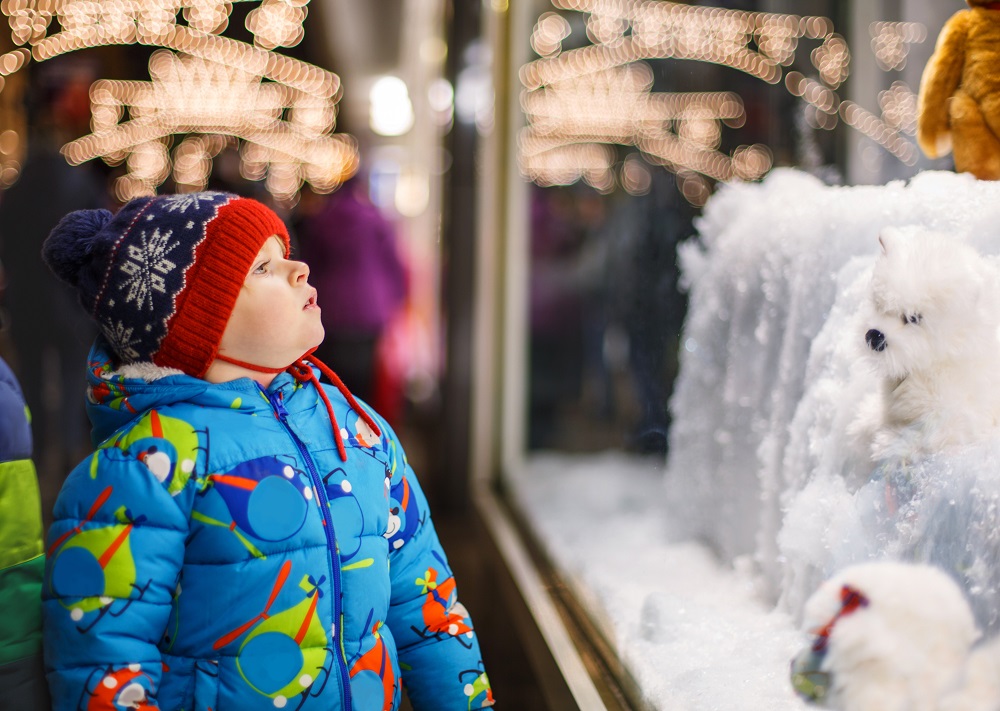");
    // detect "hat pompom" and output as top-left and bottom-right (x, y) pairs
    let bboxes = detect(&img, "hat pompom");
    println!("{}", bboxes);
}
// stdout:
(42, 209), (114, 287)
